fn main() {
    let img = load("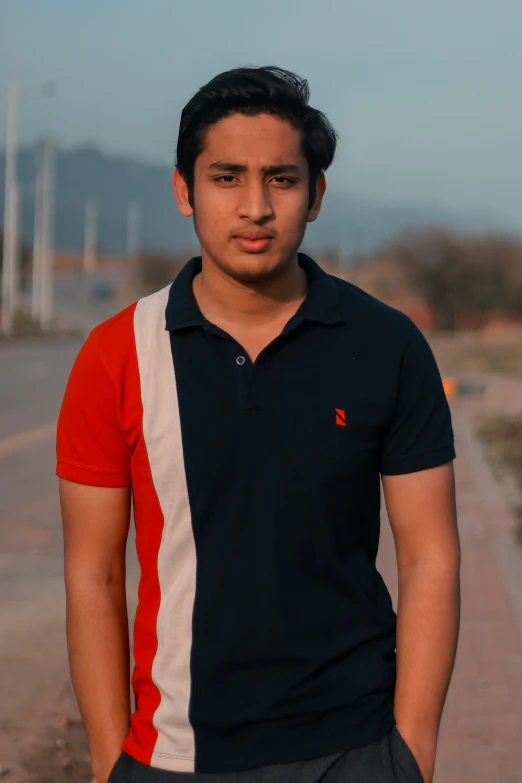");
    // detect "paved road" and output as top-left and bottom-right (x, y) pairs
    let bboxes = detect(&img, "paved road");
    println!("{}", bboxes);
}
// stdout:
(1, 329), (521, 781)
(378, 376), (522, 783)
(0, 334), (141, 781)
(0, 336), (82, 778)
(0, 274), (136, 780)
